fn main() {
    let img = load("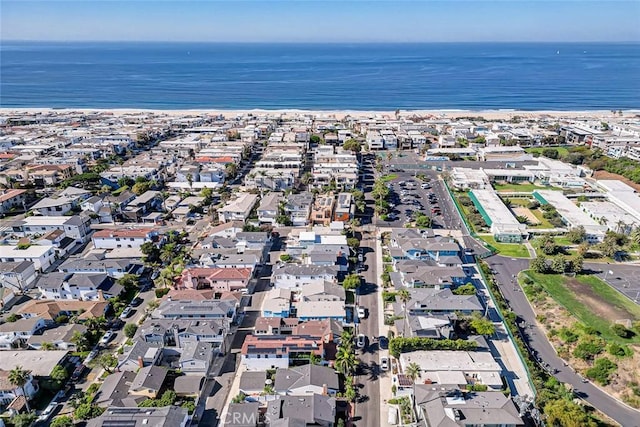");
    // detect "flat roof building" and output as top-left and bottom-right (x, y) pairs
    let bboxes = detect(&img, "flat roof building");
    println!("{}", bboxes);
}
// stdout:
(534, 190), (607, 242)
(469, 189), (526, 242)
